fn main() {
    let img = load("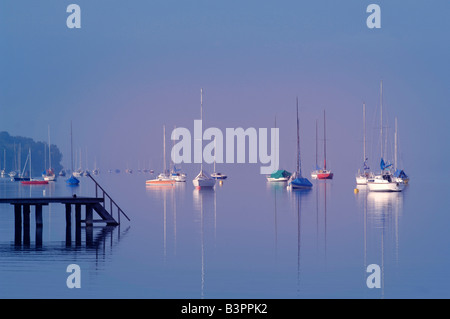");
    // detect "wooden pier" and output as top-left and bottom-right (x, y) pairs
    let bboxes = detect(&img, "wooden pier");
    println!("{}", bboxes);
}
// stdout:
(0, 175), (130, 246)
